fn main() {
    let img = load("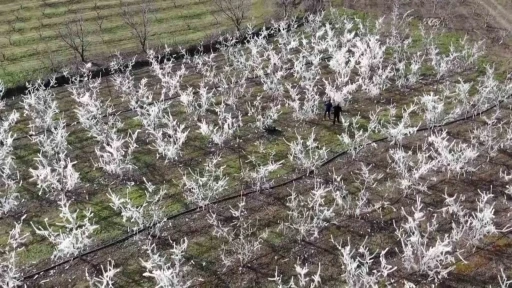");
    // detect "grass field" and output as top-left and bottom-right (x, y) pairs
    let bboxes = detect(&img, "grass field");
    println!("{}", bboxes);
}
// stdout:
(0, 0), (274, 87)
